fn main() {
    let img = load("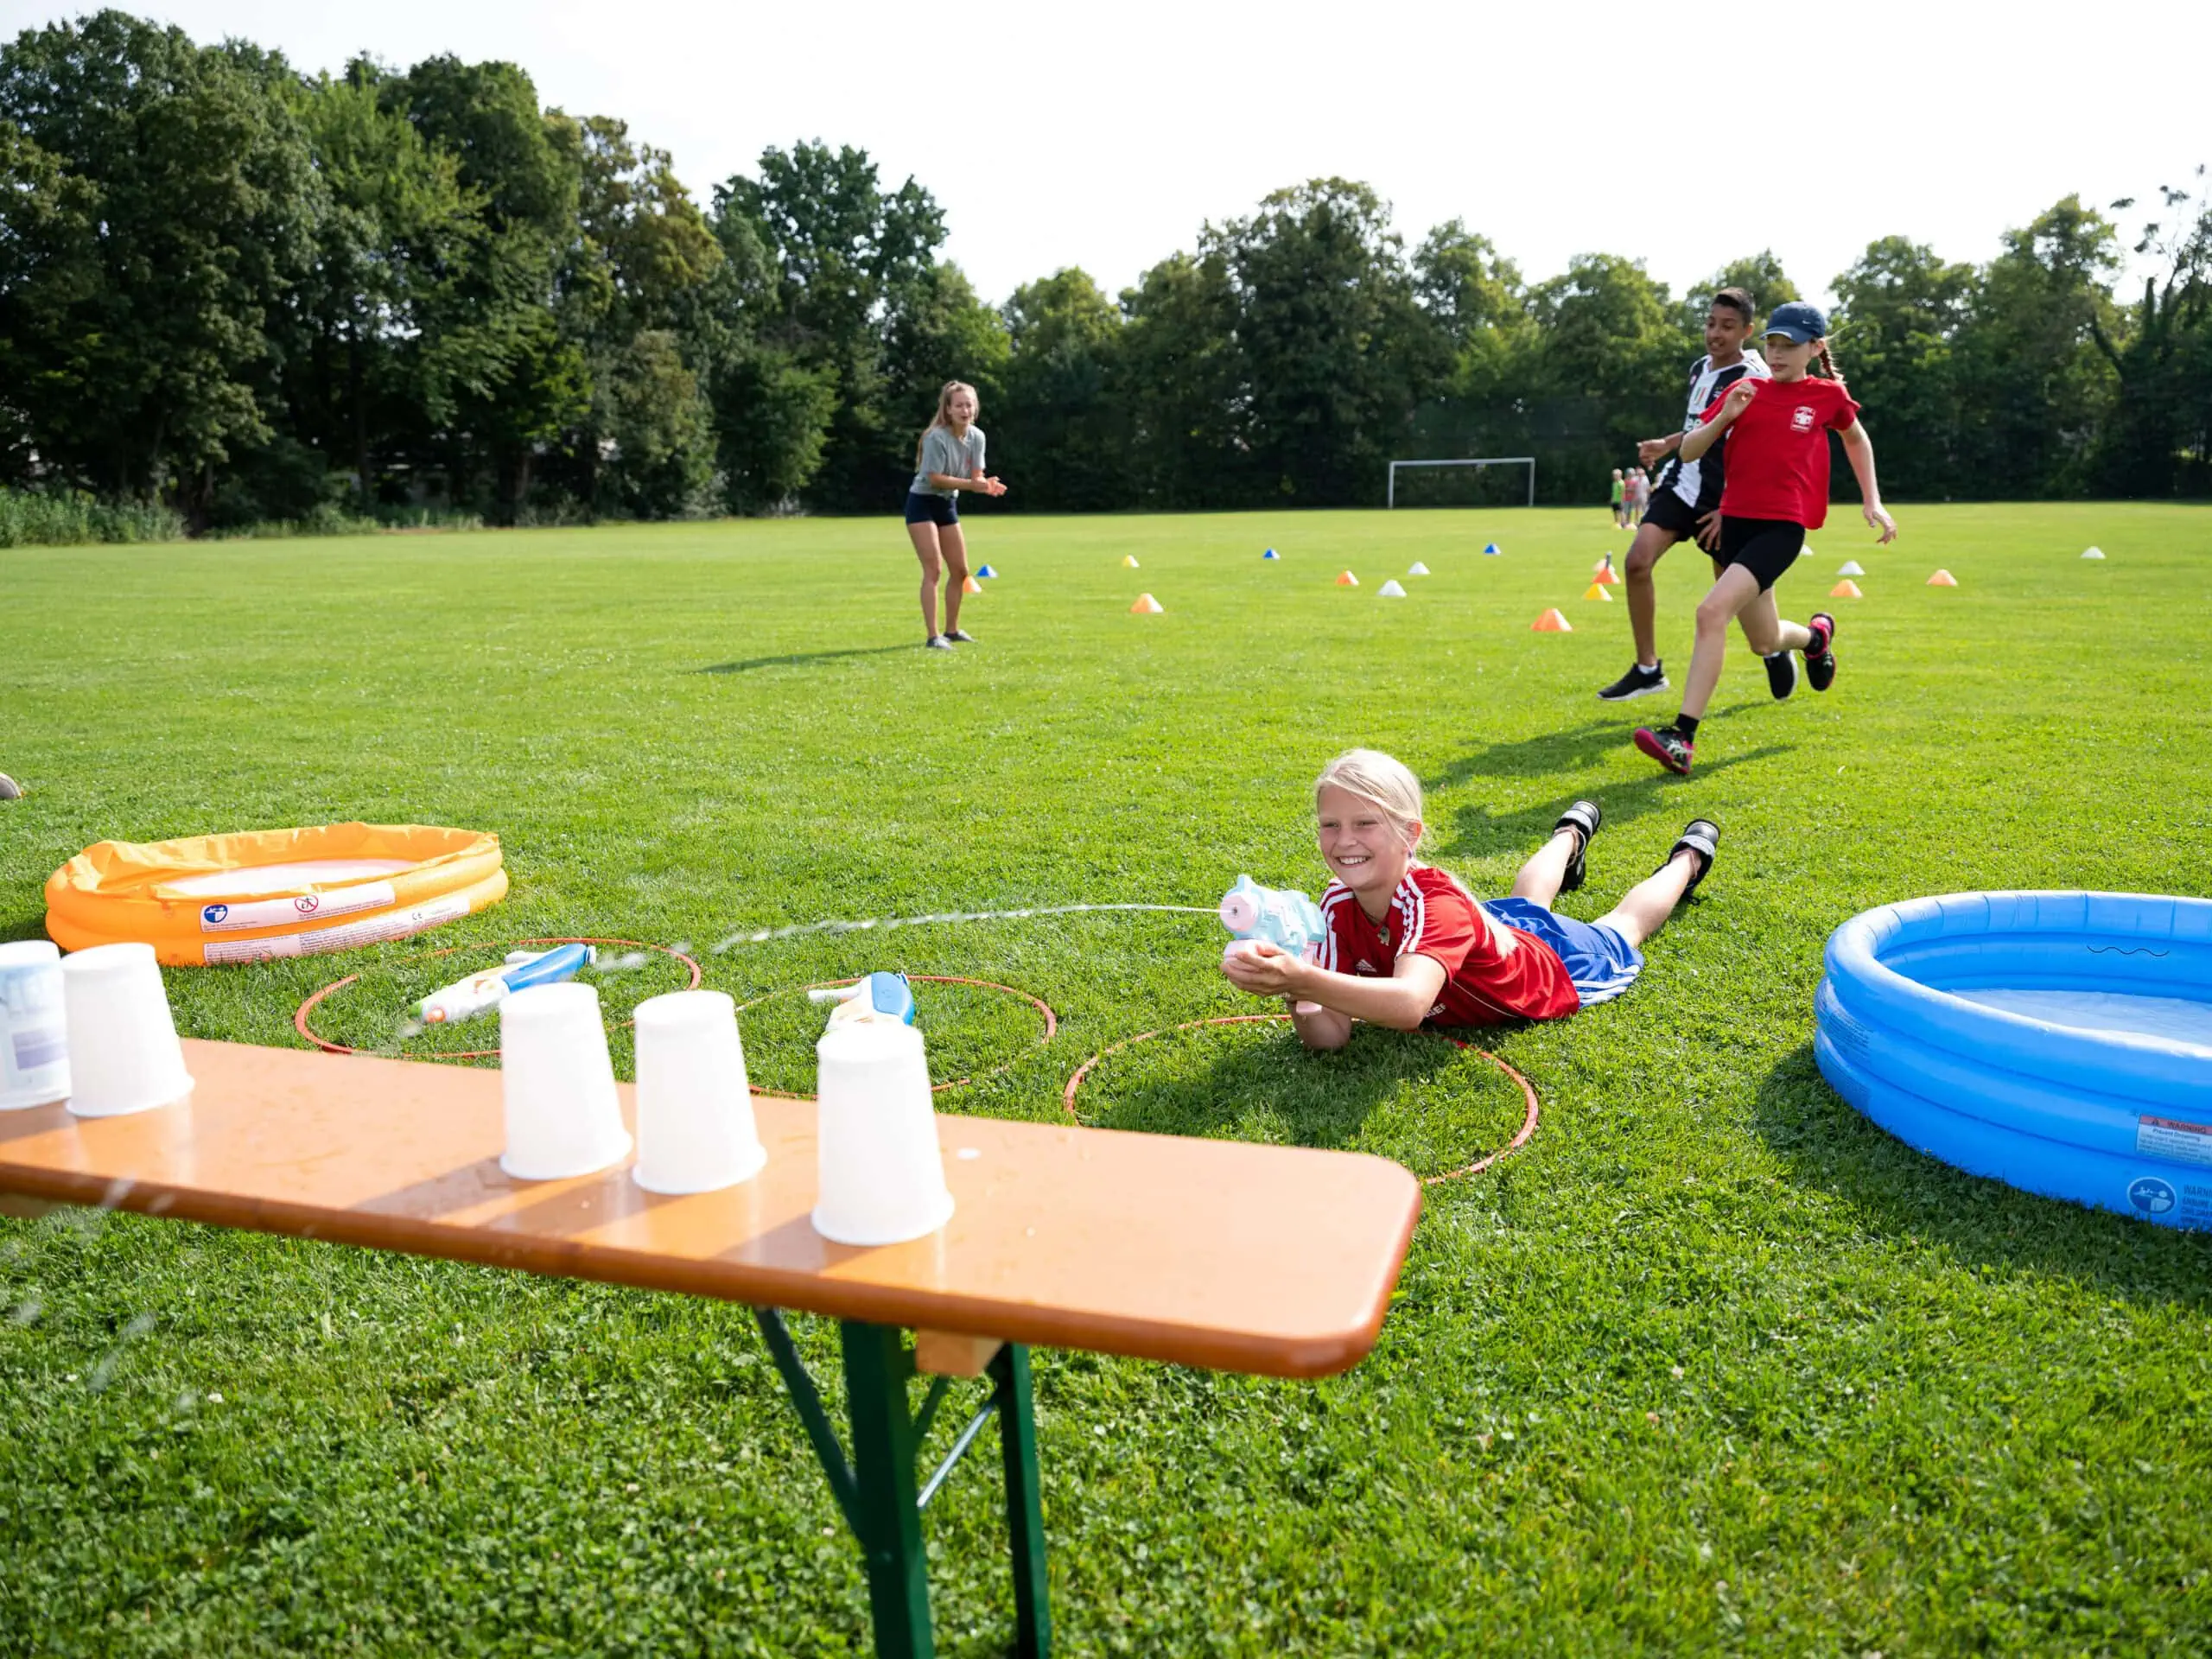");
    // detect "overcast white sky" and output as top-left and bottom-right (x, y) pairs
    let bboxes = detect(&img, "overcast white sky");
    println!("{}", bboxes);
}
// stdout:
(9, 0), (2209, 309)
